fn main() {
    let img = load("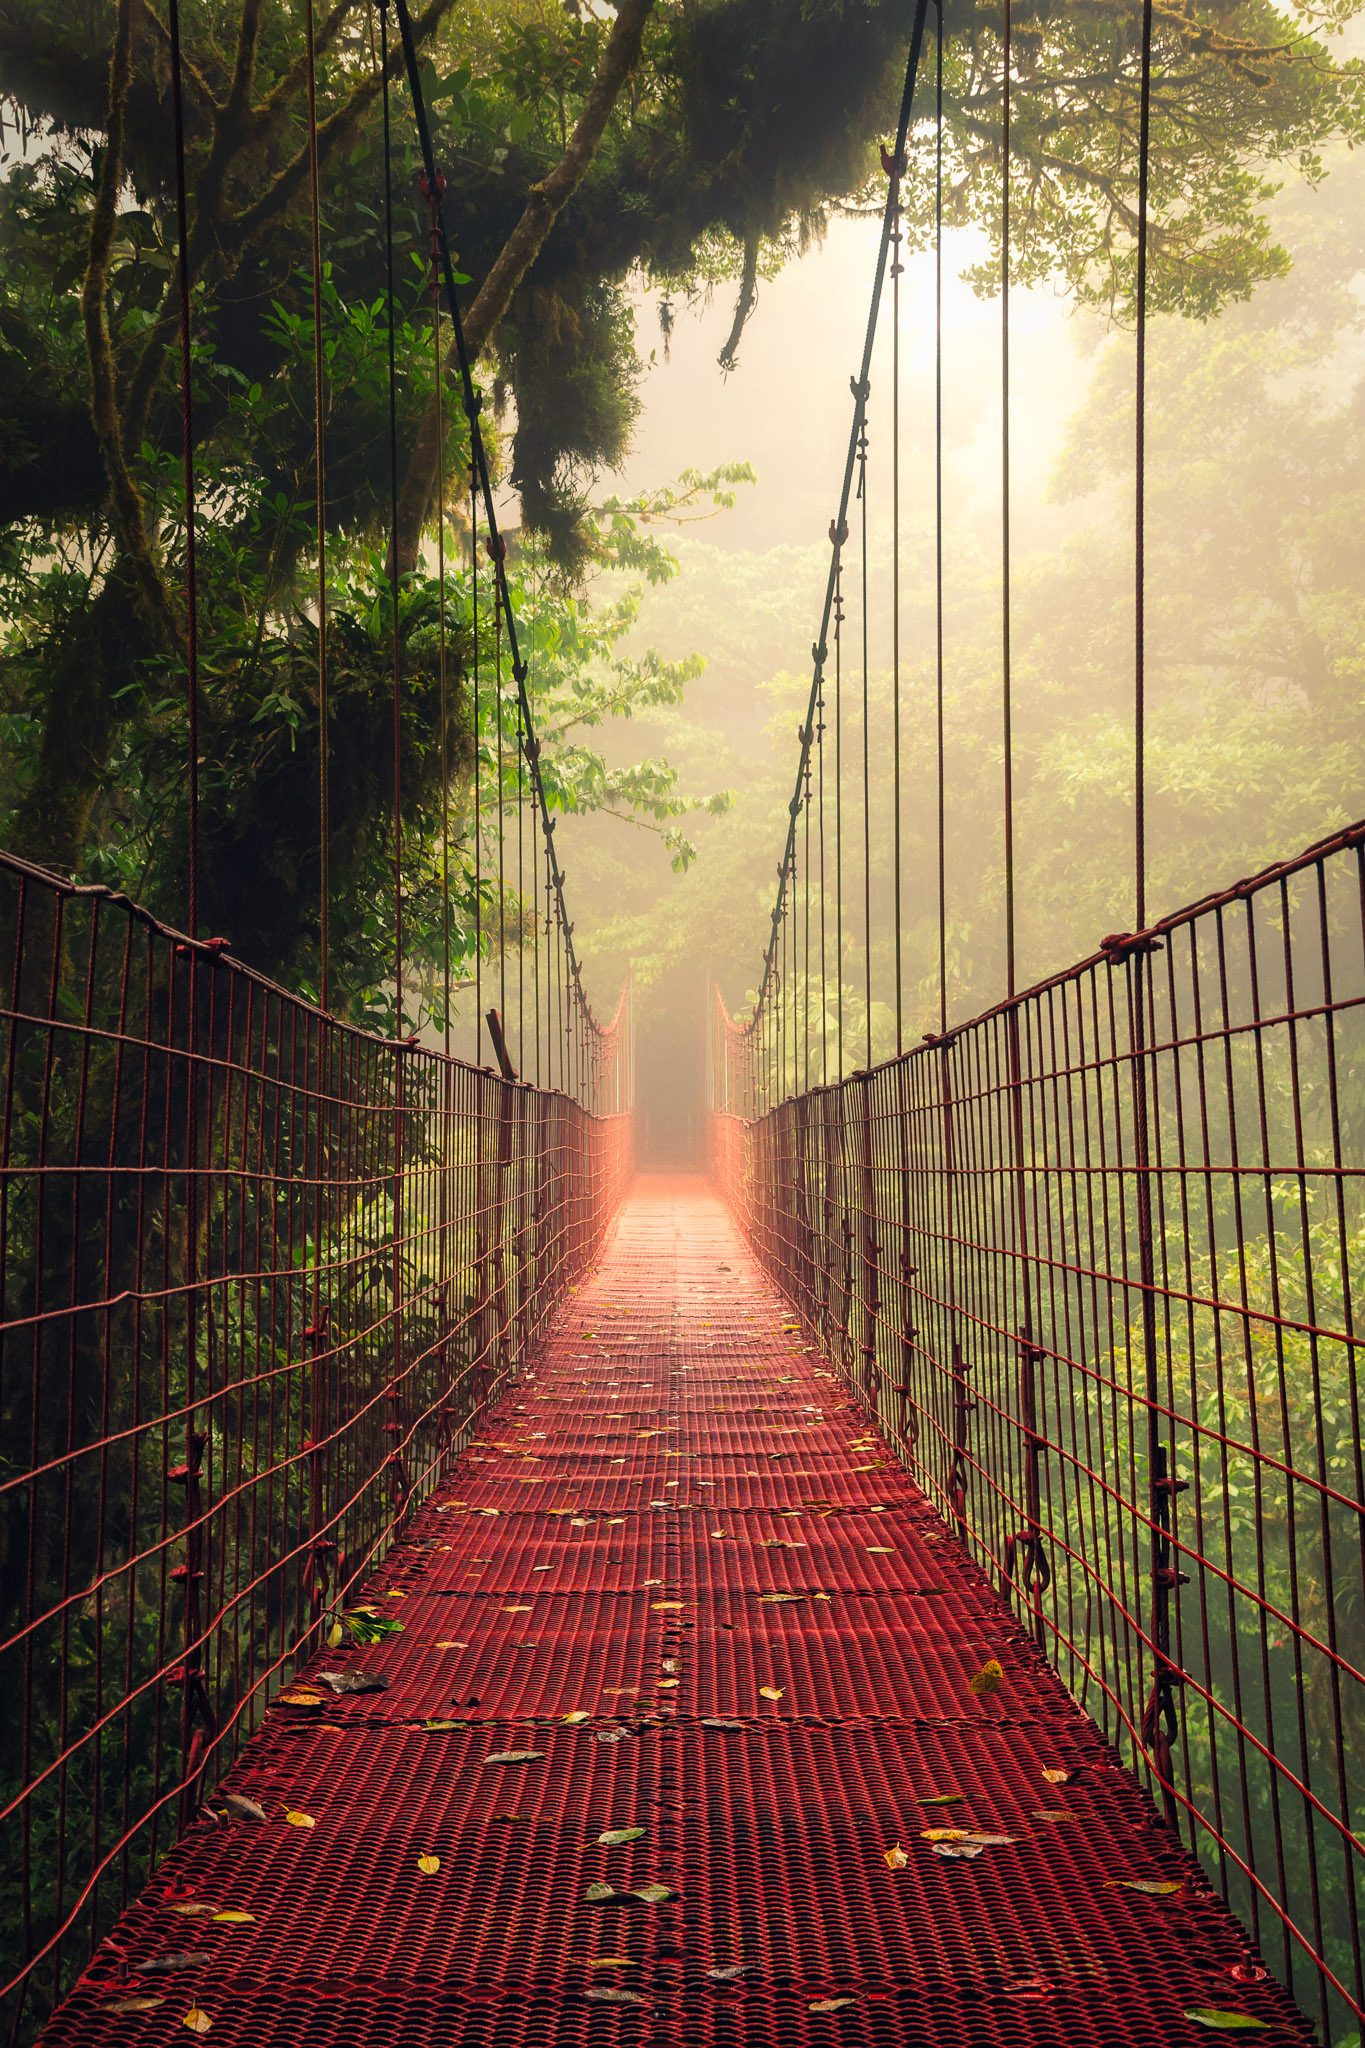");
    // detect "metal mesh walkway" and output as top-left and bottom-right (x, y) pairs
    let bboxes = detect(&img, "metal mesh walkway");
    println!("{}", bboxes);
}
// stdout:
(46, 1176), (1310, 2047)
